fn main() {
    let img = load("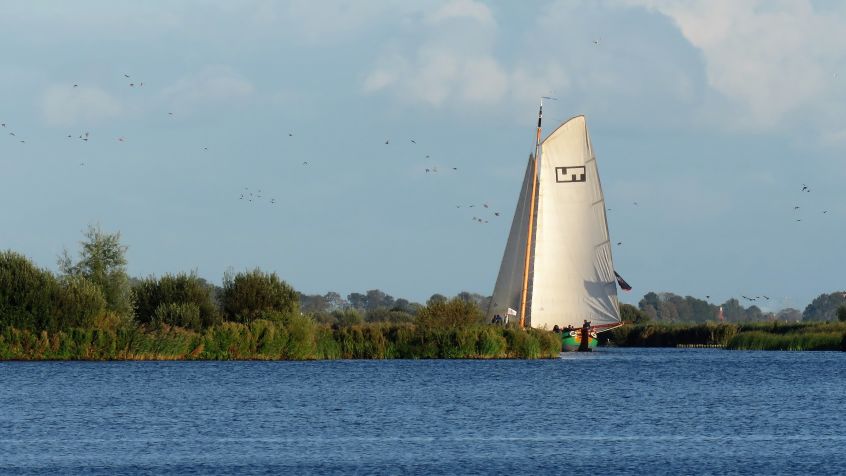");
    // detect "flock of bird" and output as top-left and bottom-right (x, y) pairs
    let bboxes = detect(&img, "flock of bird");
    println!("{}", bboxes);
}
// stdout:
(793, 183), (829, 221)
